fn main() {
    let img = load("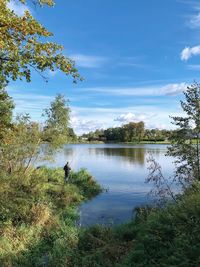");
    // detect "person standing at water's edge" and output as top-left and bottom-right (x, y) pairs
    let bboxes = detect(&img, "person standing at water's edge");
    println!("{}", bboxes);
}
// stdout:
(63, 162), (71, 183)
